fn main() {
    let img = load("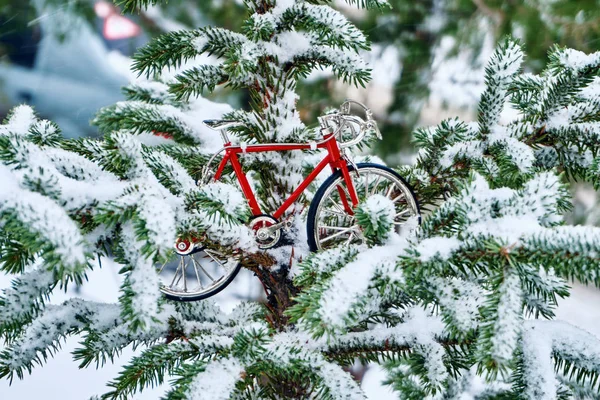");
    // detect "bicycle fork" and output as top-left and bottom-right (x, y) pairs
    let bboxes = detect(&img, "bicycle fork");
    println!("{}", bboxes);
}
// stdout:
(324, 134), (359, 215)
